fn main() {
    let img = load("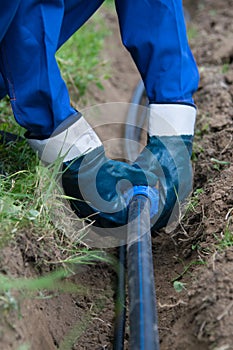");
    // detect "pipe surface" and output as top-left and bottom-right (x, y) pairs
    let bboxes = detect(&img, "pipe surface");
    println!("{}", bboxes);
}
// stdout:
(125, 80), (147, 163)
(113, 243), (126, 350)
(127, 194), (160, 350)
